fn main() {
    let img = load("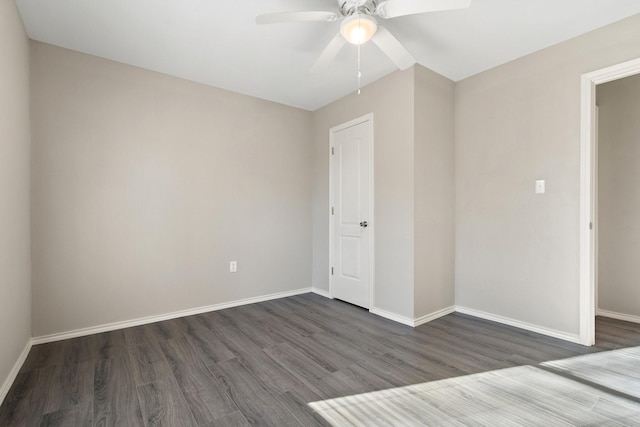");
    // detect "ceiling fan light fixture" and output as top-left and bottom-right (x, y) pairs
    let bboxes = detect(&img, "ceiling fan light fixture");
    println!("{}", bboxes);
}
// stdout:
(340, 14), (378, 45)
